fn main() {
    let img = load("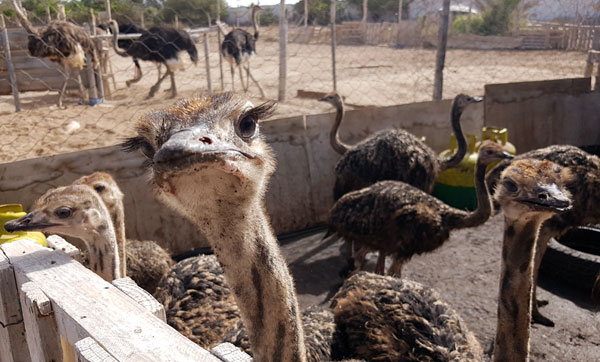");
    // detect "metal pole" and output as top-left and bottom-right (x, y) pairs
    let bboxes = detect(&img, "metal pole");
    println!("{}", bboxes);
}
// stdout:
(398, 0), (403, 23)
(433, 0), (450, 101)
(89, 8), (104, 101)
(140, 10), (145, 29)
(104, 0), (112, 21)
(217, 0), (224, 90)
(330, 0), (337, 91)
(304, 0), (308, 27)
(0, 14), (21, 112)
(204, 32), (212, 93)
(278, 0), (287, 101)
